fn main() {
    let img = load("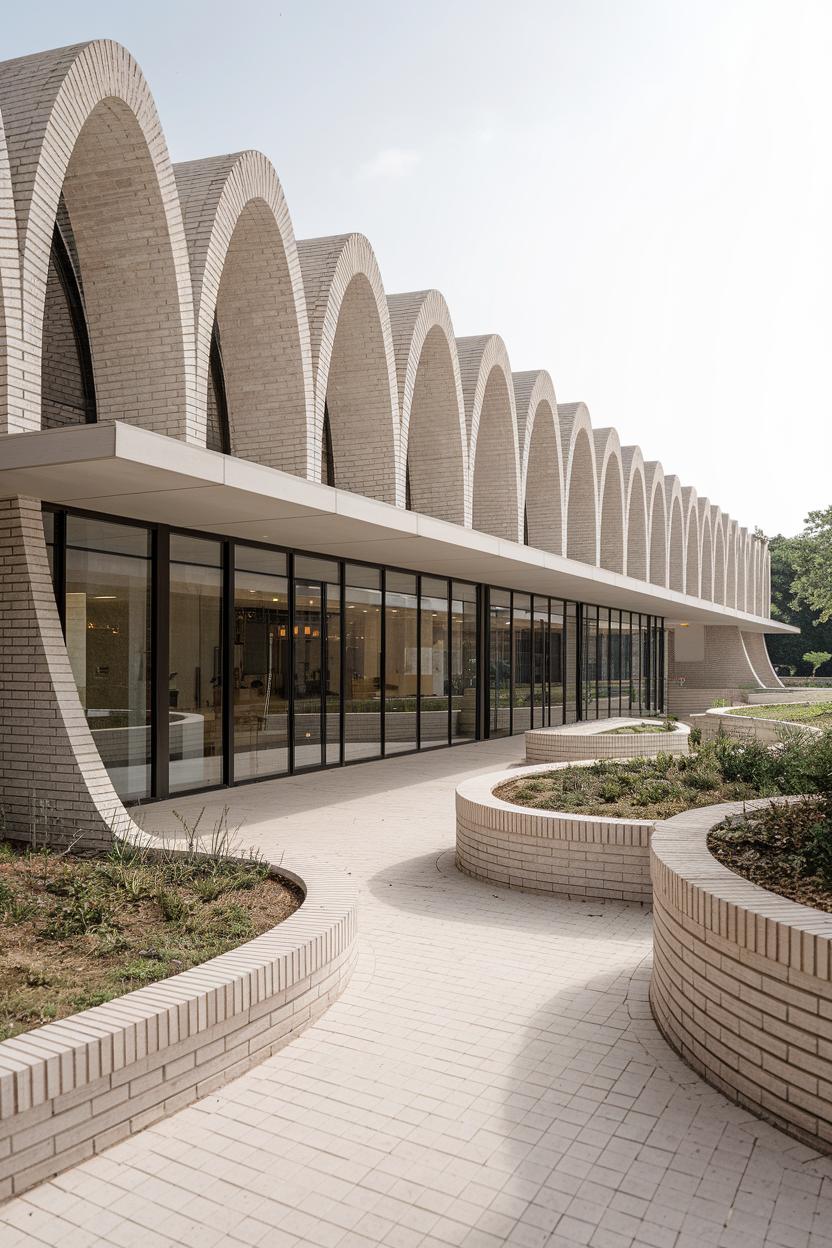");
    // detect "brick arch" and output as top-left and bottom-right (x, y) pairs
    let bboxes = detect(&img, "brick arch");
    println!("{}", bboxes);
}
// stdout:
(559, 402), (599, 565)
(594, 428), (625, 573)
(724, 520), (738, 608)
(458, 335), (521, 541)
(0, 106), (23, 435)
(298, 233), (399, 502)
(174, 151), (312, 473)
(516, 370), (563, 555)
(388, 289), (467, 524)
(622, 447), (648, 581)
(712, 509), (726, 605)
(739, 530), (752, 612)
(646, 464), (667, 585)
(698, 501), (714, 601)
(683, 488), (700, 598)
(0, 40), (196, 438)
(666, 477), (685, 593)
